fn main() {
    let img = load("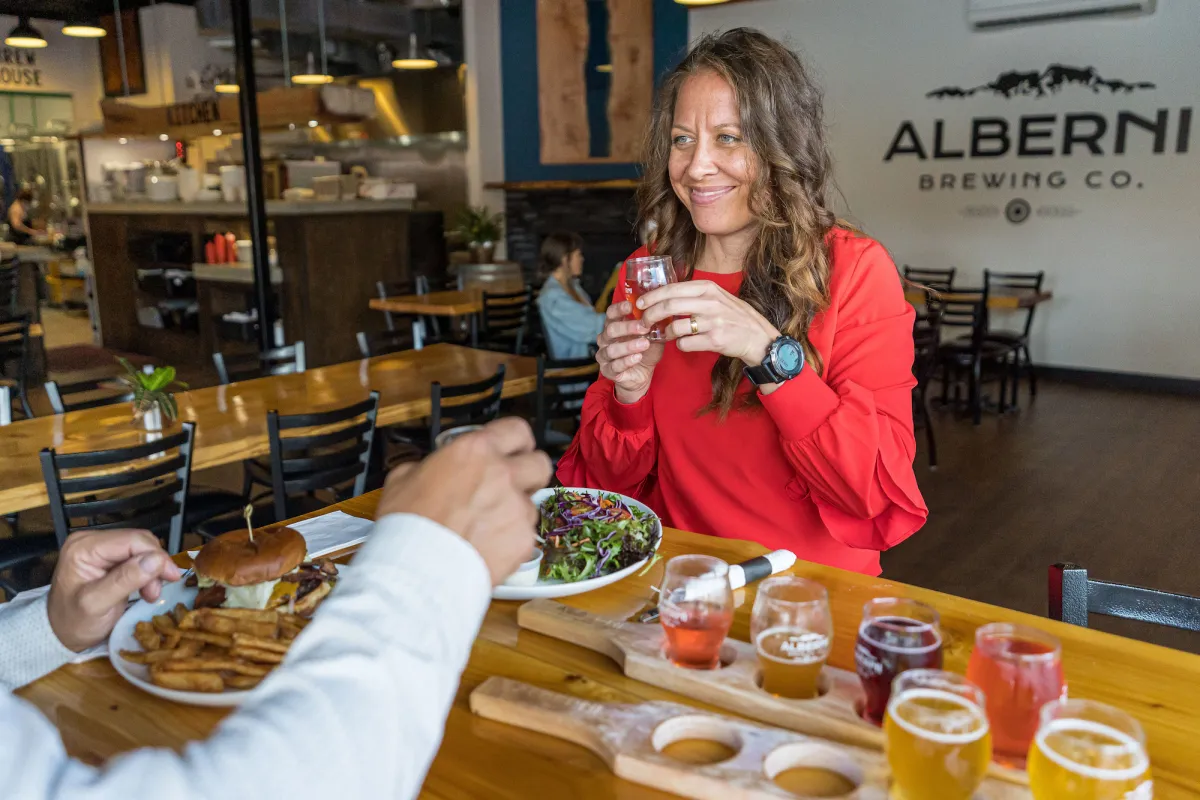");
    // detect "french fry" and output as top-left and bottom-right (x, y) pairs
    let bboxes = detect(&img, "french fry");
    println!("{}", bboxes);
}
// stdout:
(151, 614), (178, 636)
(280, 613), (311, 628)
(223, 674), (265, 690)
(171, 603), (190, 625)
(206, 608), (279, 623)
(279, 621), (302, 641)
(230, 633), (289, 654)
(158, 658), (271, 677)
(178, 630), (234, 648)
(162, 632), (181, 650)
(120, 638), (204, 665)
(230, 646), (284, 664)
(134, 621), (161, 651)
(177, 609), (200, 630)
(198, 610), (278, 639)
(150, 670), (225, 693)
